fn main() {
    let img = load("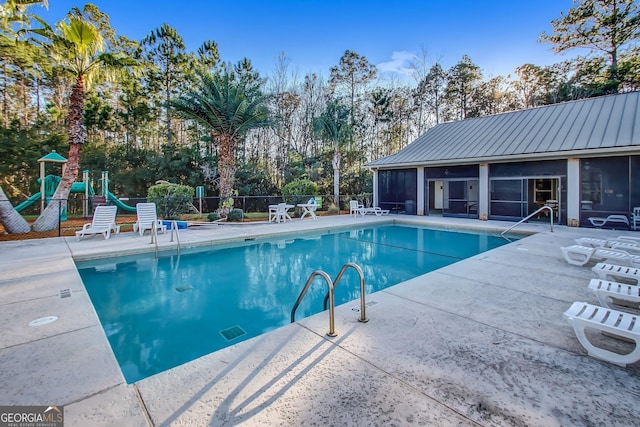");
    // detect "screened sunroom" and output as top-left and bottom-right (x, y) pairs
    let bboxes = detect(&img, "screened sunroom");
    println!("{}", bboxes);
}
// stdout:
(367, 92), (640, 228)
